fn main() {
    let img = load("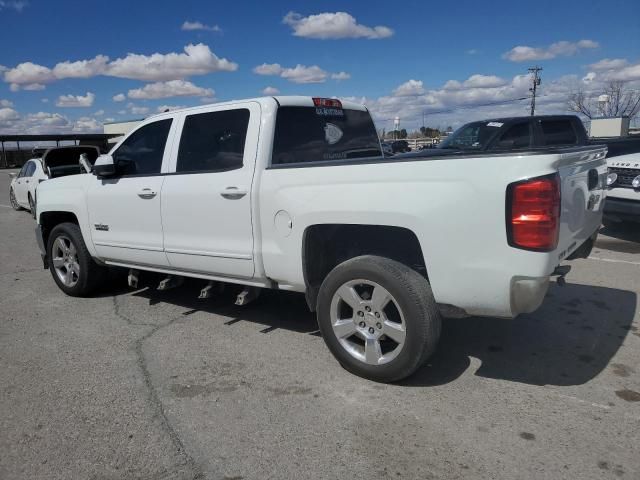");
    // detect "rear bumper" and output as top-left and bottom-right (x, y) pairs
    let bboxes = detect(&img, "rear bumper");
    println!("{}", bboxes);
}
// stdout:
(35, 225), (48, 269)
(604, 197), (640, 223)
